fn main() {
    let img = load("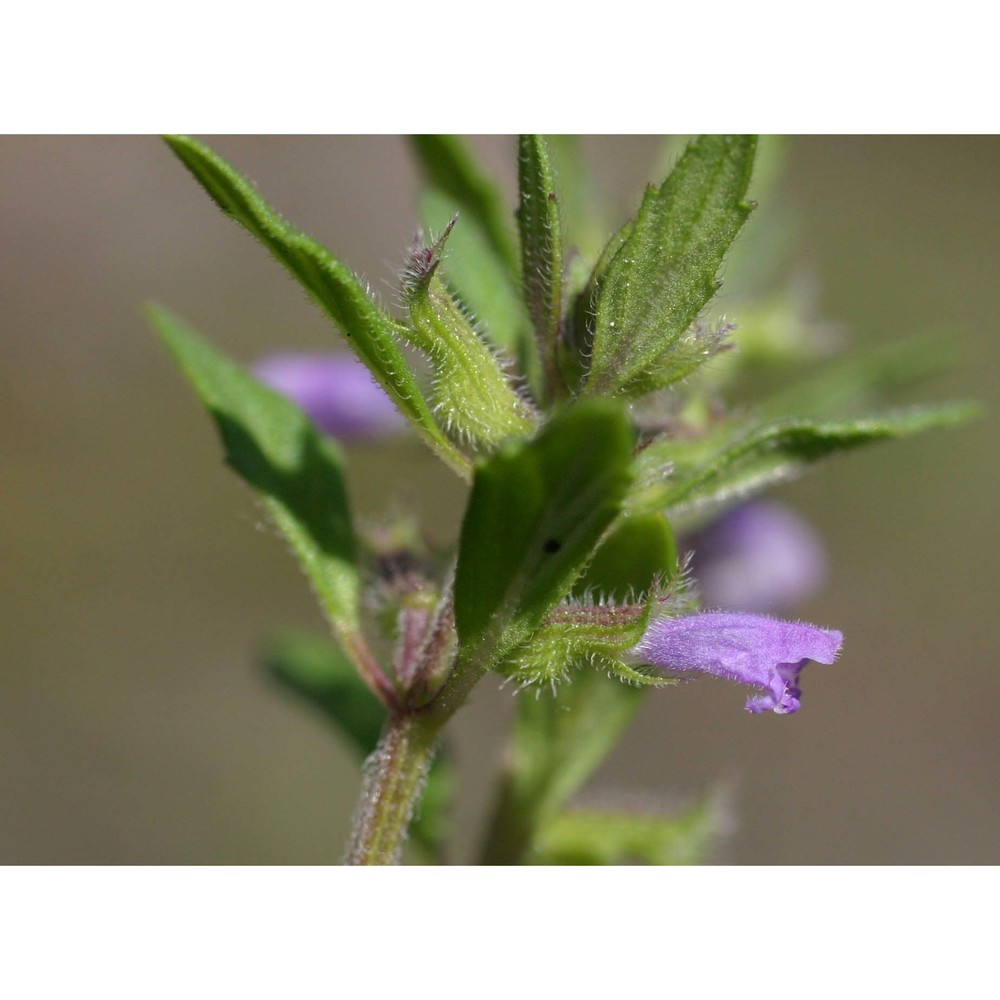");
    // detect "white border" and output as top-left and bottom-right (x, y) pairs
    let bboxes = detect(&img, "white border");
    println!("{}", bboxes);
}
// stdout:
(1, 867), (995, 996)
(3, 1), (995, 132)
